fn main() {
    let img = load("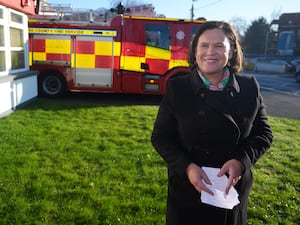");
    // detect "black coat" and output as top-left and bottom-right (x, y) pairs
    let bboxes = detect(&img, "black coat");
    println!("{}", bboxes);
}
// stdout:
(151, 71), (273, 225)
